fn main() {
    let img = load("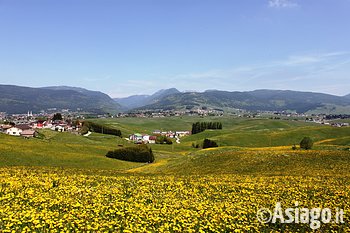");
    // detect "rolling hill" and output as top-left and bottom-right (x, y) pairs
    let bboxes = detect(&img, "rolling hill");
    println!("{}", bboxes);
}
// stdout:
(137, 89), (350, 113)
(0, 85), (121, 114)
